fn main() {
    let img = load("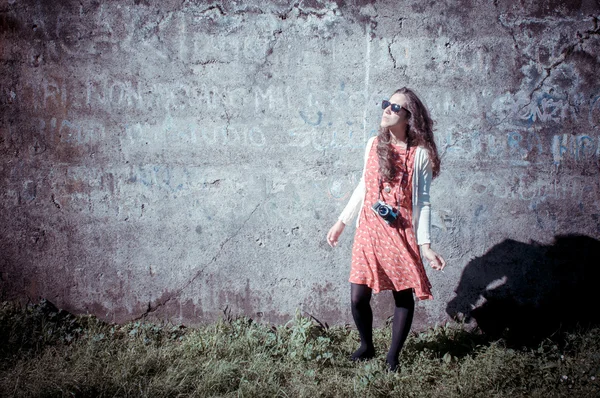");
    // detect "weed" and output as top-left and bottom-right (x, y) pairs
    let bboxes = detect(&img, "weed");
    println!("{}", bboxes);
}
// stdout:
(1, 300), (599, 397)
